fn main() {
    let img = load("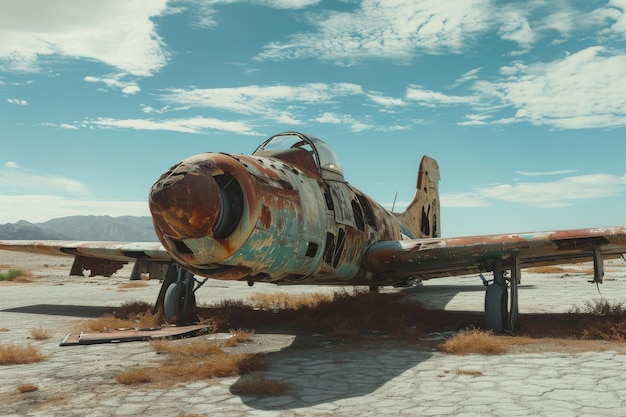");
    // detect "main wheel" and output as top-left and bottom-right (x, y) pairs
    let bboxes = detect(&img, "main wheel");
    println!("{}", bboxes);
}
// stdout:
(164, 279), (196, 324)
(508, 276), (518, 332)
(485, 283), (507, 331)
